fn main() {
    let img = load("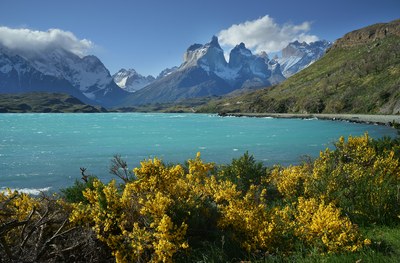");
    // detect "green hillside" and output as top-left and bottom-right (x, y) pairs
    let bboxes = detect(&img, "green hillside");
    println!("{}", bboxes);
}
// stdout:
(198, 19), (400, 114)
(0, 93), (108, 113)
